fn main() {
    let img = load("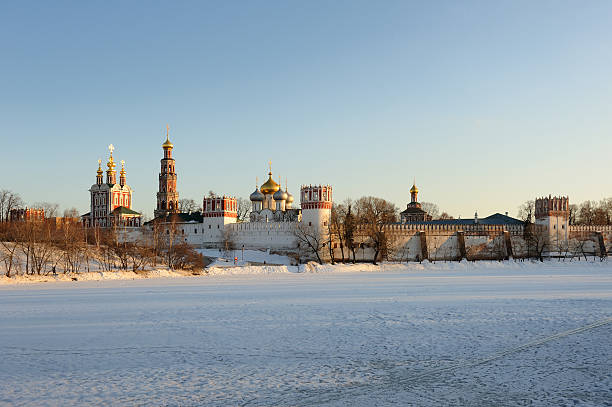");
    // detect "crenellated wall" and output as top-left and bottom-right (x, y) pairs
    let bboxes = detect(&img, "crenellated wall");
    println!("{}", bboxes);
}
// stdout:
(331, 223), (528, 262)
(199, 221), (298, 251)
(568, 225), (612, 256)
